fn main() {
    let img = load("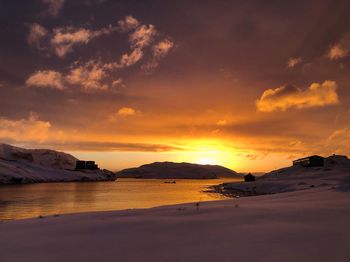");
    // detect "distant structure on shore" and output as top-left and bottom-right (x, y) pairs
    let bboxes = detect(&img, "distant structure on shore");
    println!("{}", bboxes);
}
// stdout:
(244, 173), (256, 182)
(293, 155), (324, 167)
(75, 160), (99, 170)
